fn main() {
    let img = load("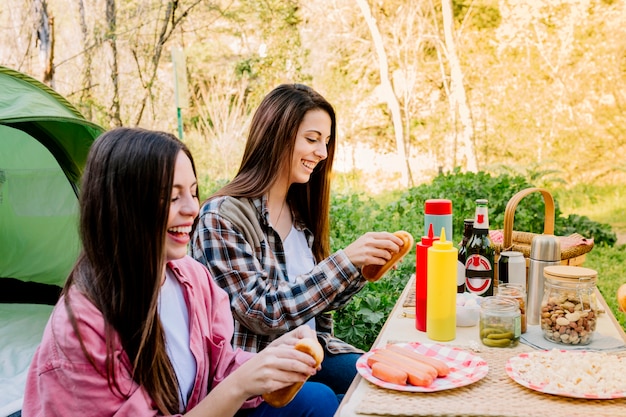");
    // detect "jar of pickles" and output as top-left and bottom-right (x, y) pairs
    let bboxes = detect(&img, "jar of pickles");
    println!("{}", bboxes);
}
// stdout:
(540, 265), (598, 345)
(479, 296), (521, 348)
(497, 283), (527, 334)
